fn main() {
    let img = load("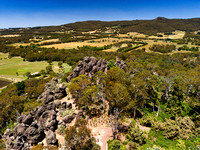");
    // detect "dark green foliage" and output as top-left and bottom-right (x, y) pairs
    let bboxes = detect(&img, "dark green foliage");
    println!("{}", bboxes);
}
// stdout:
(0, 139), (6, 149)
(15, 81), (25, 96)
(107, 140), (124, 150)
(0, 77), (51, 133)
(107, 60), (116, 70)
(65, 119), (100, 150)
(77, 45), (112, 51)
(178, 45), (199, 52)
(126, 122), (147, 145)
(149, 44), (176, 53)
